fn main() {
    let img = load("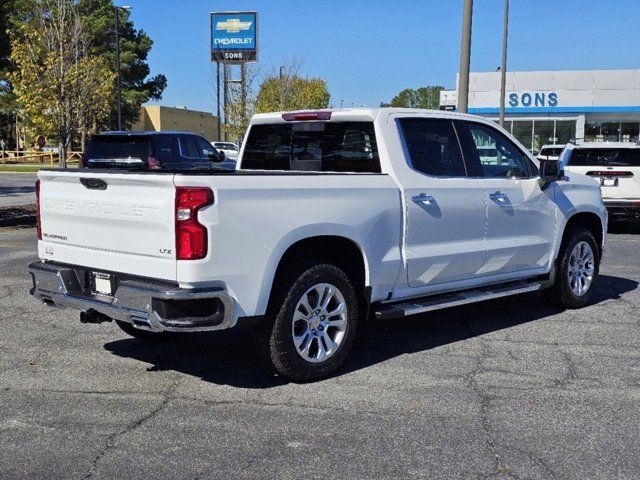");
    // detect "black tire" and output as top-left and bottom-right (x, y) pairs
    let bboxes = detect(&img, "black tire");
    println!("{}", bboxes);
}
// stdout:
(115, 320), (178, 341)
(548, 227), (600, 309)
(253, 264), (359, 382)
